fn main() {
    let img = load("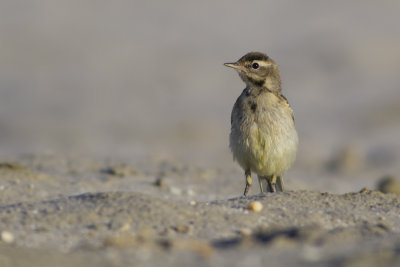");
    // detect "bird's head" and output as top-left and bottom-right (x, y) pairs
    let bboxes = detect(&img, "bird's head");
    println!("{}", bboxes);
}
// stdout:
(224, 52), (281, 92)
